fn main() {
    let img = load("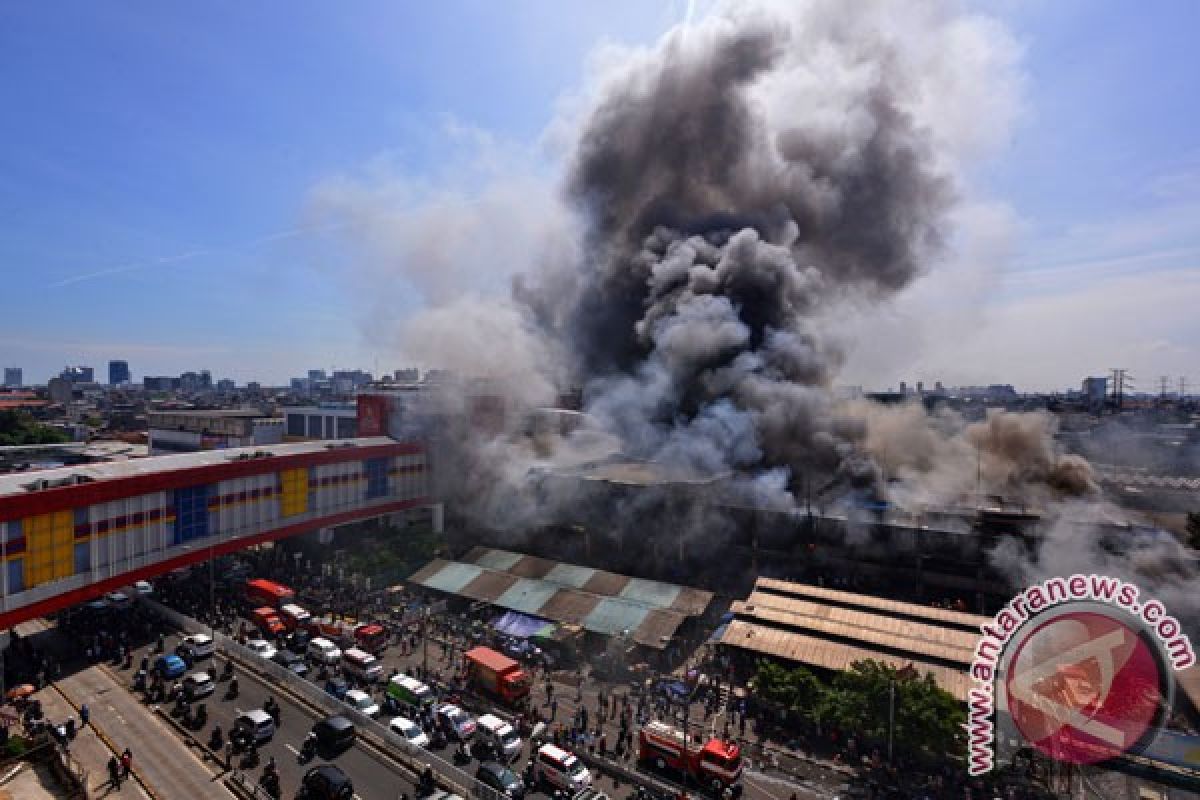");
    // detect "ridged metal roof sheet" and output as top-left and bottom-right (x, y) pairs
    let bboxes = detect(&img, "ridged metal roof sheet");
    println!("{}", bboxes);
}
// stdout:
(494, 579), (561, 616)
(420, 562), (484, 595)
(543, 563), (598, 589)
(583, 598), (651, 636)
(755, 577), (987, 631)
